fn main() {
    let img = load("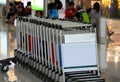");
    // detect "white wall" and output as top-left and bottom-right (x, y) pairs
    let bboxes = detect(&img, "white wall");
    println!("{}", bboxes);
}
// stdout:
(0, 0), (6, 5)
